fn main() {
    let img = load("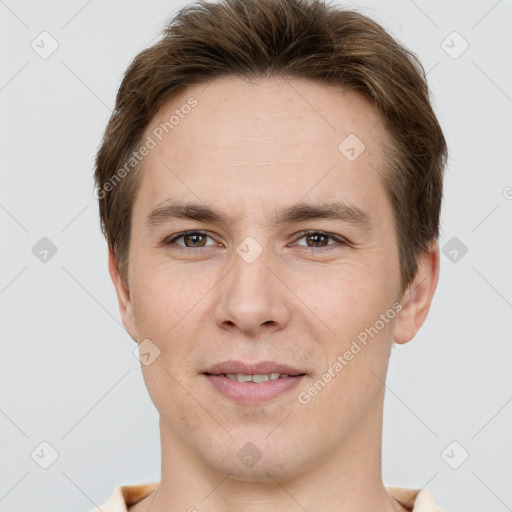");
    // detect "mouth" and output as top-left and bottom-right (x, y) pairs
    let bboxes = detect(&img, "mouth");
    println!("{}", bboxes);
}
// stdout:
(206, 372), (299, 382)
(202, 360), (307, 404)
